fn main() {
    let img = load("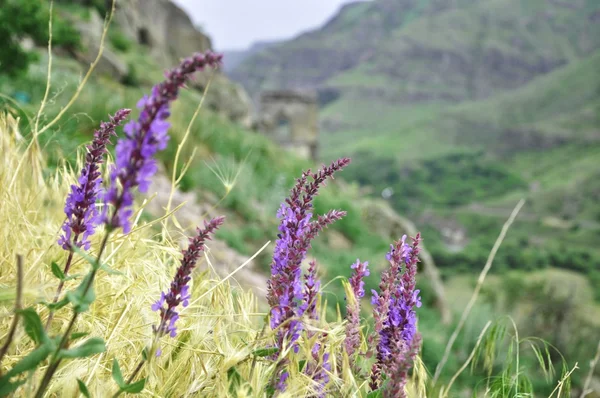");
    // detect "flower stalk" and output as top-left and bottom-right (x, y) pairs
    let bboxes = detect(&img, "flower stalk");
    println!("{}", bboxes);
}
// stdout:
(369, 234), (422, 396)
(267, 157), (351, 392)
(35, 51), (222, 398)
